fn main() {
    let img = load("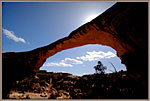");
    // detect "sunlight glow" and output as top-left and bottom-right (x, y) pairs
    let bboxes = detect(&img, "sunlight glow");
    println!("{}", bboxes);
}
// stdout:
(84, 14), (99, 23)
